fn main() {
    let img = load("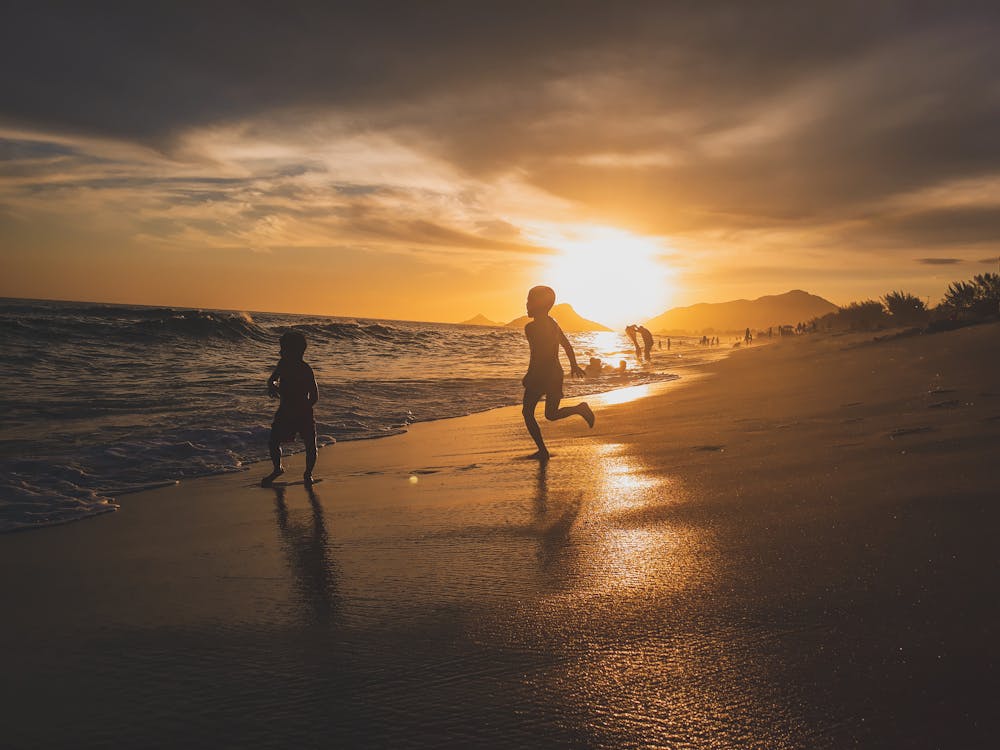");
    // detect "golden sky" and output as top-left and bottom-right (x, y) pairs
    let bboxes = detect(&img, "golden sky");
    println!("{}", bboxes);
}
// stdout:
(2, 3), (999, 326)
